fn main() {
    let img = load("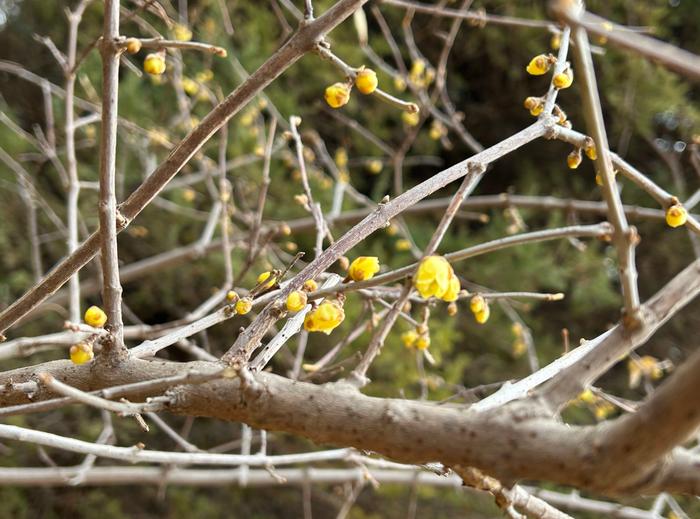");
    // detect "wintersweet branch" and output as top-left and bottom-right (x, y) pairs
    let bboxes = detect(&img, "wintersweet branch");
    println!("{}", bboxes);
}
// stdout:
(0, 0), (370, 338)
